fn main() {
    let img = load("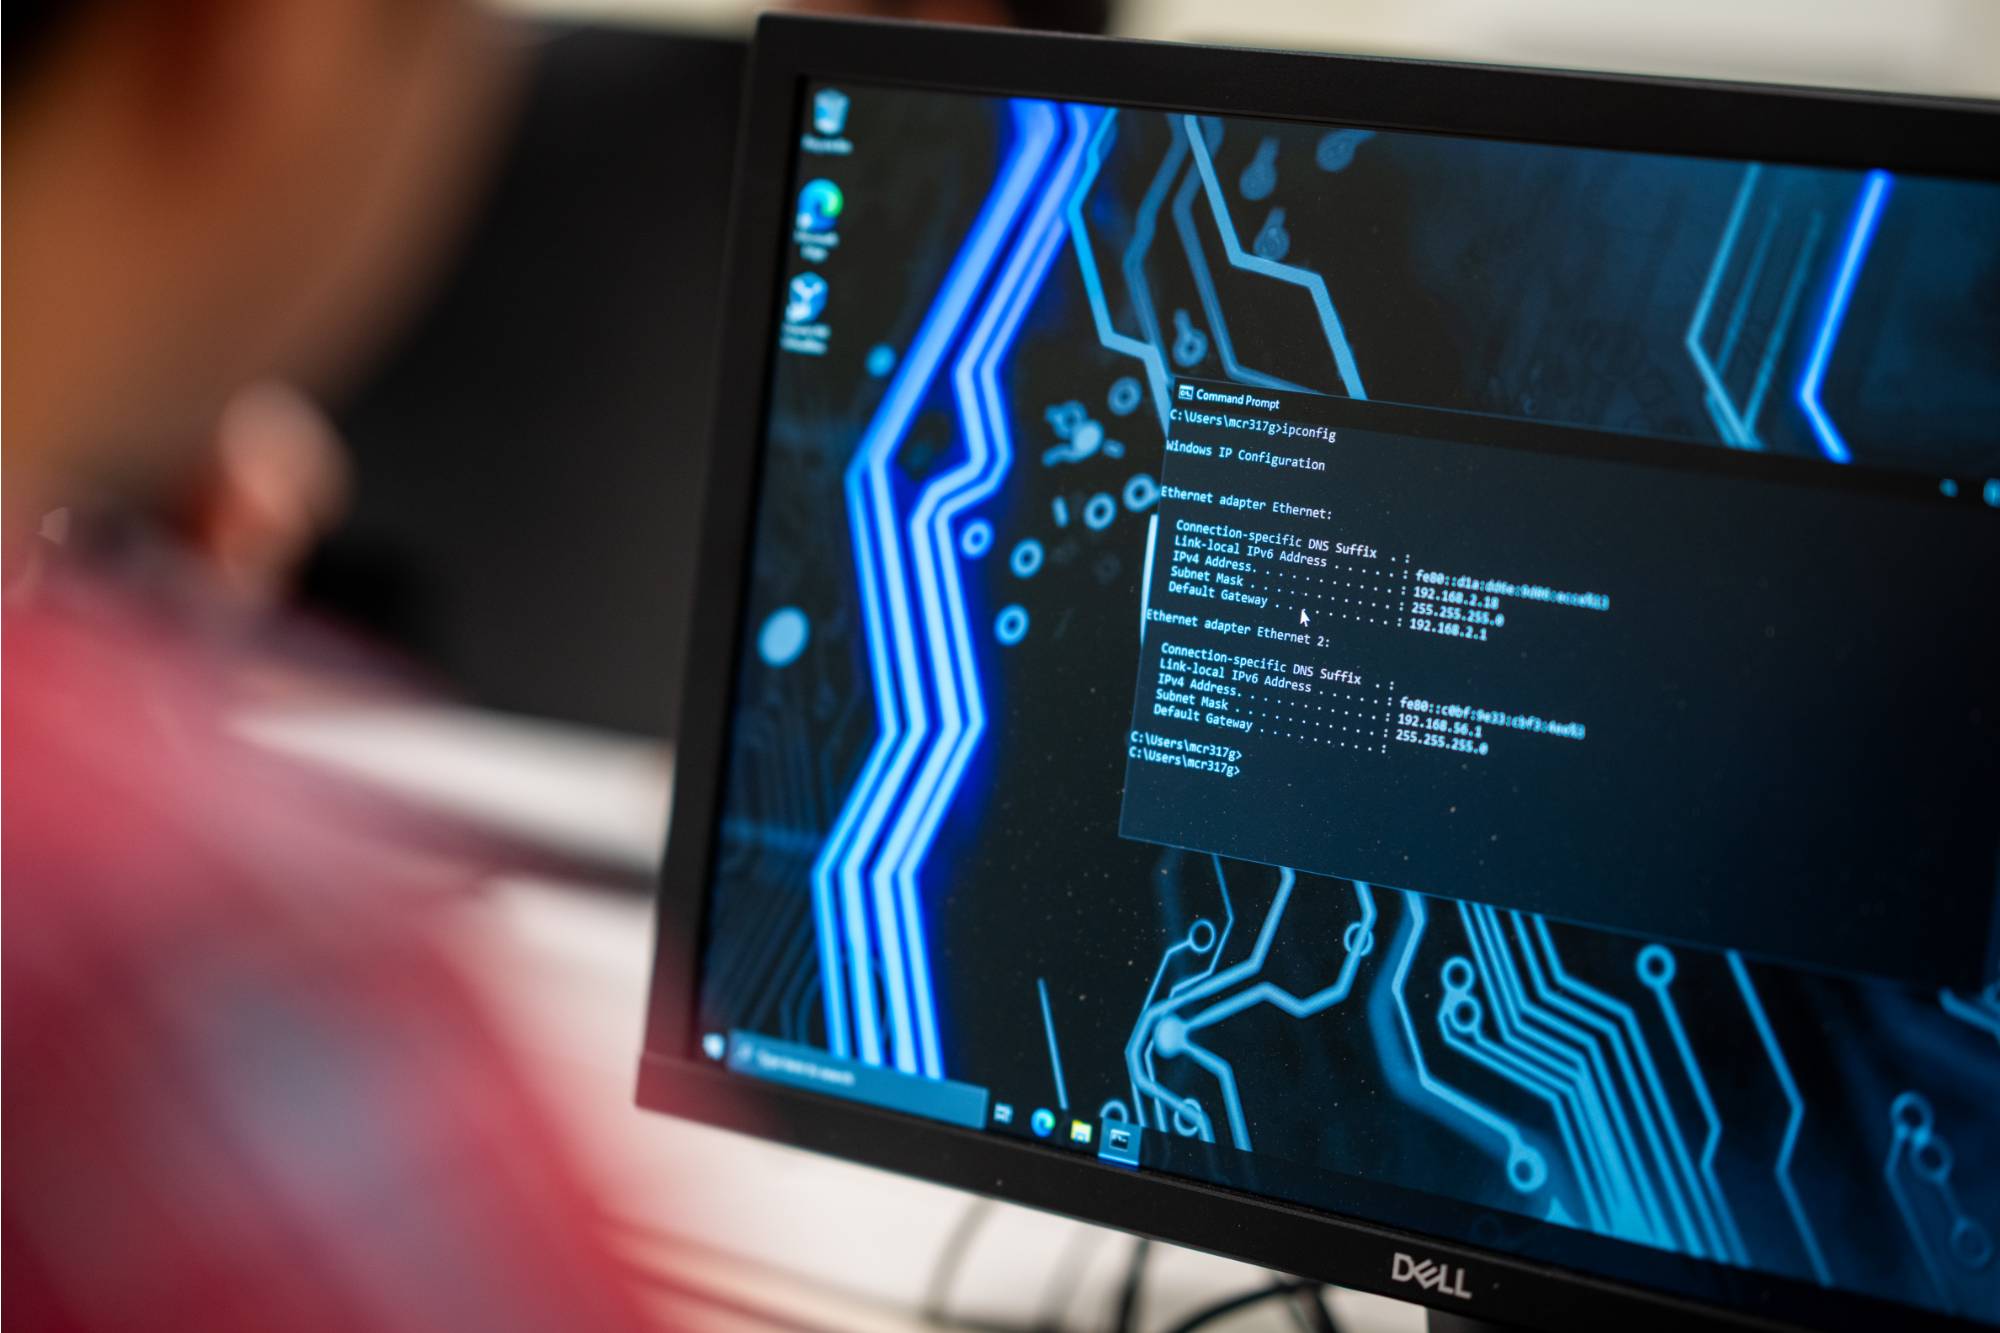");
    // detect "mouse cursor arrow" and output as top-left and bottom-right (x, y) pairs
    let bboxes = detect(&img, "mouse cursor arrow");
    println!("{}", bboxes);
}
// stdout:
(1300, 609), (1311, 628)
